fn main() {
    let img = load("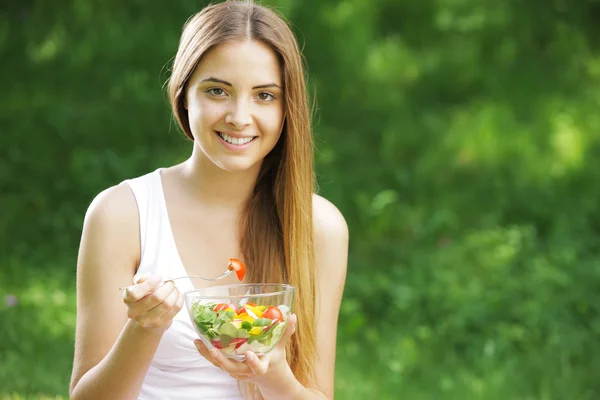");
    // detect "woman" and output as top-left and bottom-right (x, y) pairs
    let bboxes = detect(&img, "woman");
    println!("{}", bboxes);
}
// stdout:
(69, 1), (348, 399)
